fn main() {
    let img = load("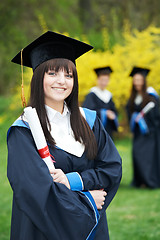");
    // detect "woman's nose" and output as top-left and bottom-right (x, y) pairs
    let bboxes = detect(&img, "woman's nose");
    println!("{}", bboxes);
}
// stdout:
(57, 73), (65, 84)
